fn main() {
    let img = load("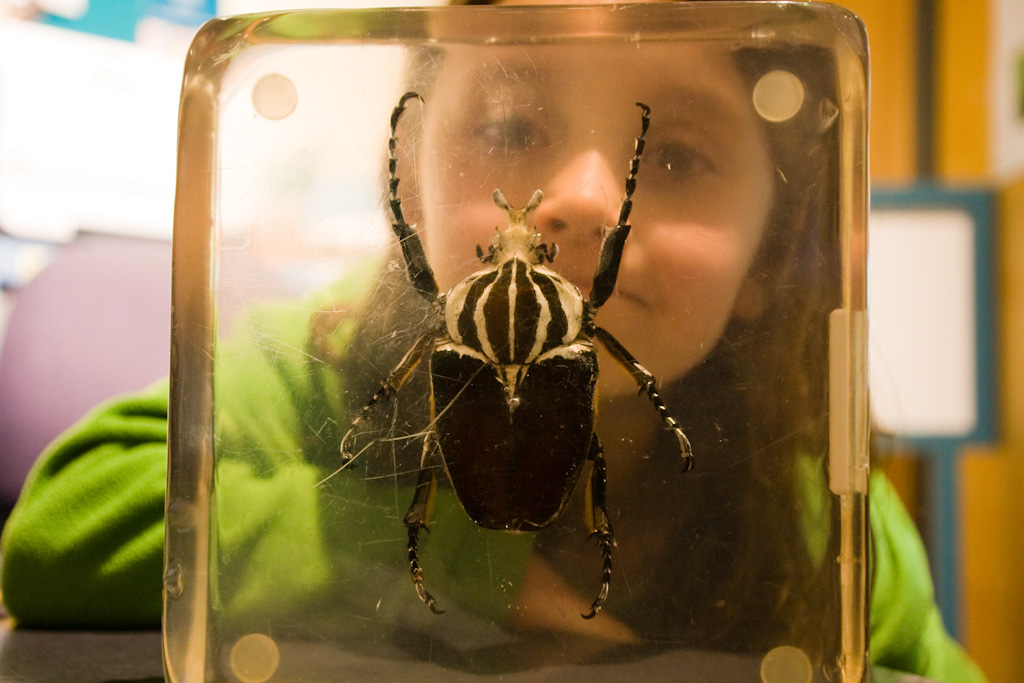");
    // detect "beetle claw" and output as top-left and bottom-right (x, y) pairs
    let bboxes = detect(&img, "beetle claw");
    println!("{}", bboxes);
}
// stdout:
(582, 527), (614, 620)
(339, 433), (356, 465)
(415, 581), (445, 615)
(581, 571), (610, 619)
